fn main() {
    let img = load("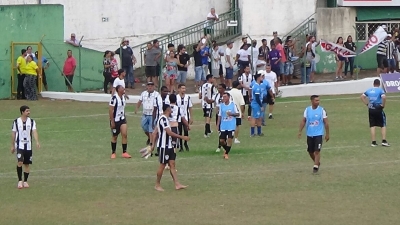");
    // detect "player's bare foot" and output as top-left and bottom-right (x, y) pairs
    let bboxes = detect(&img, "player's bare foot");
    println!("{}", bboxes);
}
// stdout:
(154, 186), (164, 192)
(175, 184), (188, 190)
